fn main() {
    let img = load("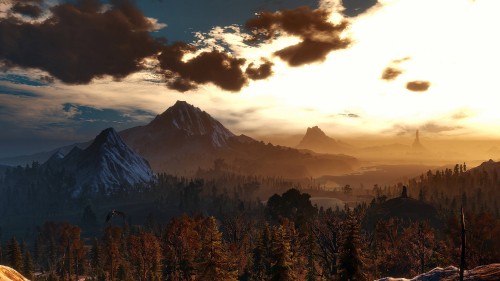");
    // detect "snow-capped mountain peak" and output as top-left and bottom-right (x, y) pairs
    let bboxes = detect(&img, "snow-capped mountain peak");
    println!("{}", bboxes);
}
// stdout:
(43, 127), (155, 197)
